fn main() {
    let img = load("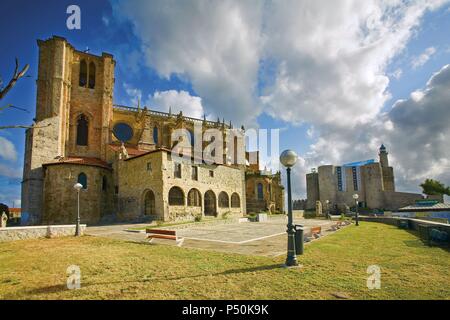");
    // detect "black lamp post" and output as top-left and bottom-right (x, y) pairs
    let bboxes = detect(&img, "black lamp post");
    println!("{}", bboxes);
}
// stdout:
(74, 183), (83, 236)
(280, 149), (299, 267)
(353, 193), (359, 226)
